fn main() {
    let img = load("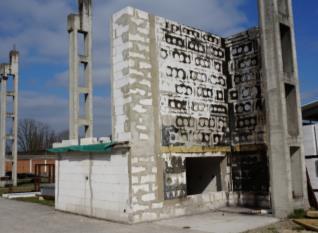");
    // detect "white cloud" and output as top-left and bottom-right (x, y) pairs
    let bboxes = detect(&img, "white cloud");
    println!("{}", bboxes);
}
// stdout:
(0, 0), (251, 137)
(19, 91), (110, 137)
